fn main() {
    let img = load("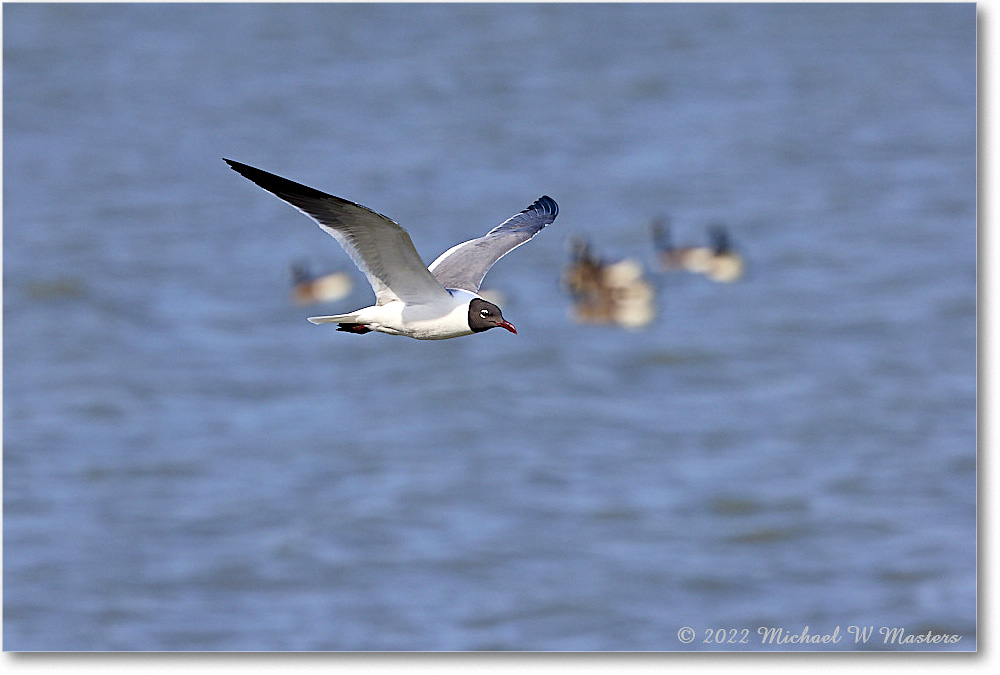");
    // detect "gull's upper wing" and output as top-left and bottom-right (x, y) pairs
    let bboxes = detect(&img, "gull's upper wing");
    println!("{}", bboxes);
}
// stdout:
(225, 159), (451, 306)
(427, 196), (558, 293)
